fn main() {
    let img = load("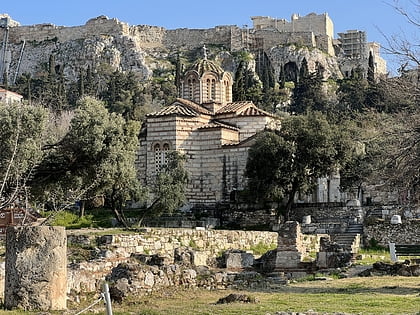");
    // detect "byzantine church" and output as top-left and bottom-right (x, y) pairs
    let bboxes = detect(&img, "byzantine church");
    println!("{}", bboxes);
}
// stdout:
(137, 53), (340, 210)
(137, 53), (278, 209)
